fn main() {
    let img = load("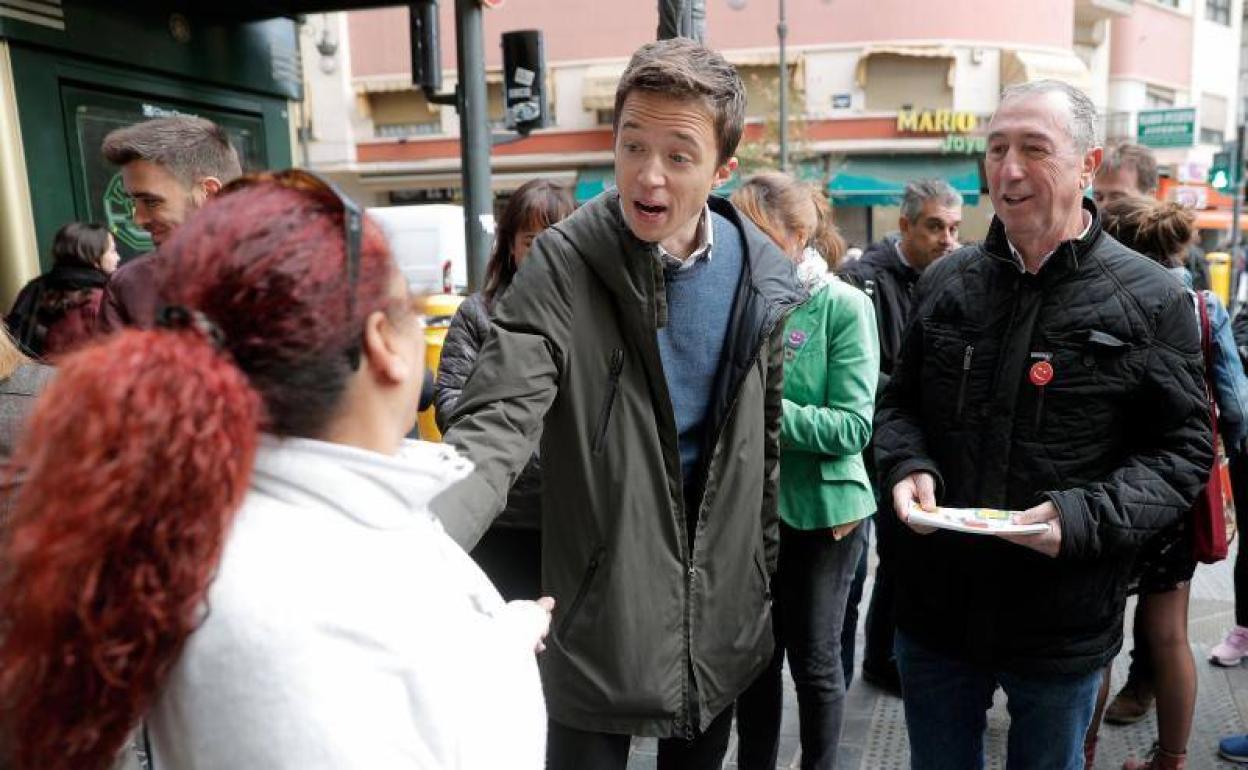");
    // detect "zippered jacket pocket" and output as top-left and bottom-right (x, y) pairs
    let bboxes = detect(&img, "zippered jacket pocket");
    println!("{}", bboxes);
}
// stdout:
(592, 348), (625, 455)
(557, 547), (606, 639)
